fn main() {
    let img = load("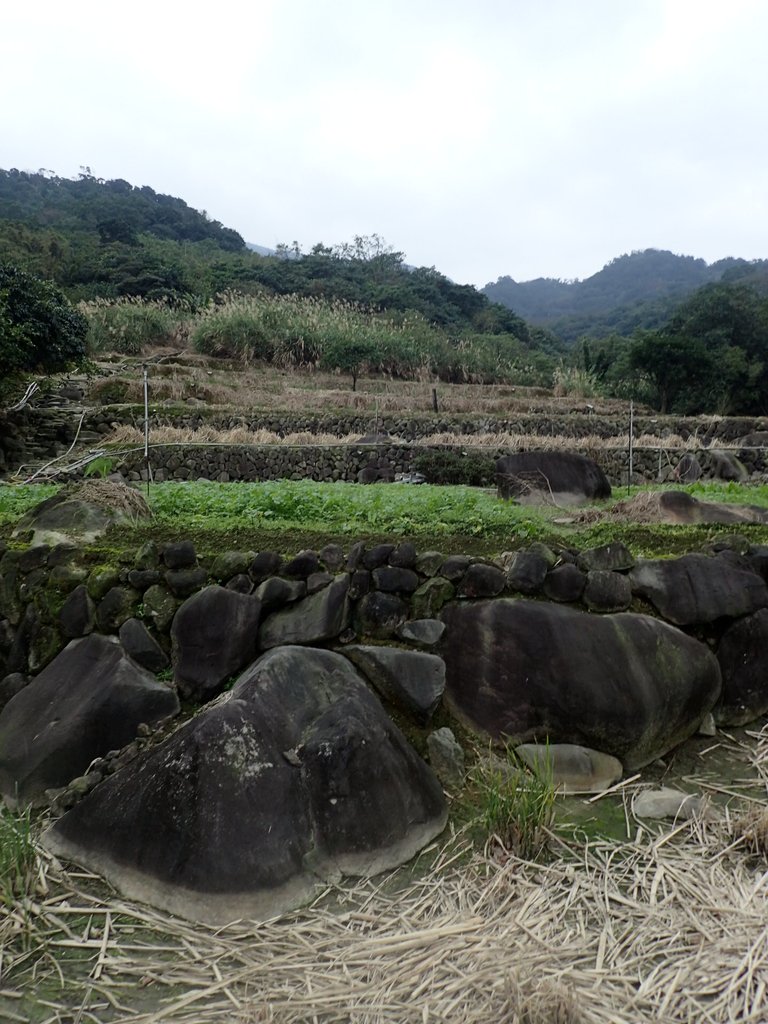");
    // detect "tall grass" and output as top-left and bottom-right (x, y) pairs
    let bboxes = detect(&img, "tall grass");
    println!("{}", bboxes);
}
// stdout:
(472, 742), (556, 858)
(0, 805), (38, 907)
(81, 296), (188, 354)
